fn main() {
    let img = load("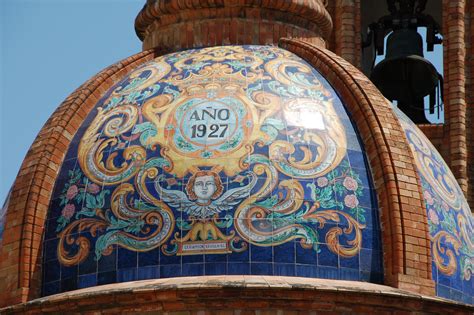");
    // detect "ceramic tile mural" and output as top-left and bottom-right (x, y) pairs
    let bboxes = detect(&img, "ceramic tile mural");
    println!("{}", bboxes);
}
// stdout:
(42, 46), (382, 296)
(396, 108), (474, 304)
